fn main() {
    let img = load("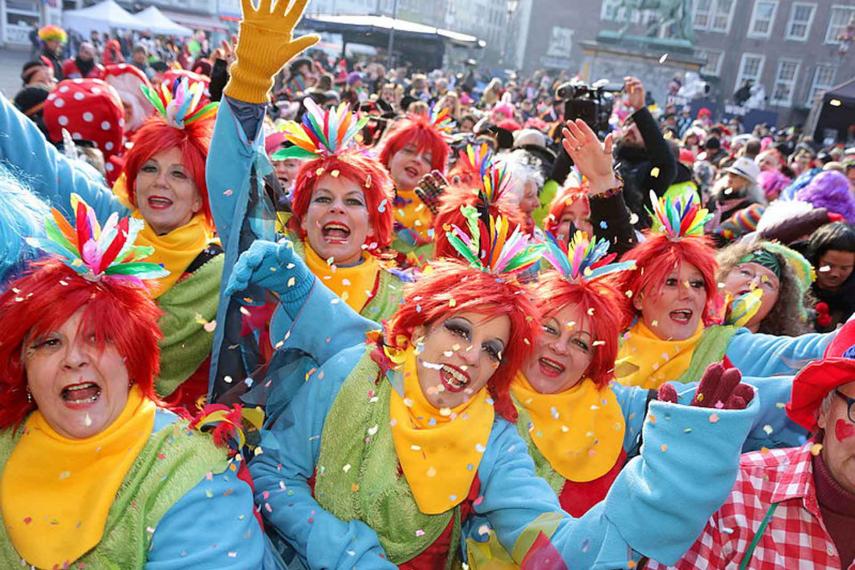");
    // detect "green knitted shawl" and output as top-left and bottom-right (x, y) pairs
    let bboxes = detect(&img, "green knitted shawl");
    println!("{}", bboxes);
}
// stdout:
(314, 346), (460, 567)
(513, 402), (566, 495)
(0, 418), (227, 568)
(156, 254), (223, 397)
(675, 325), (739, 383)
